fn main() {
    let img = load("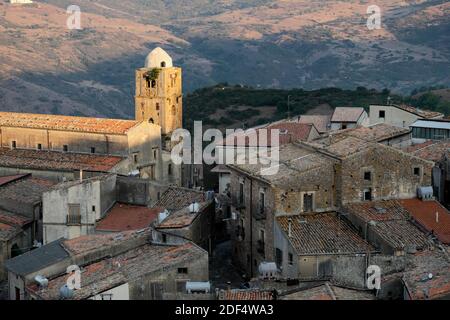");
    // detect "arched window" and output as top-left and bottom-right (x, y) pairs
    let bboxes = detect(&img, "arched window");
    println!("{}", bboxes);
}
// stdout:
(161, 61), (166, 68)
(149, 118), (154, 124)
(151, 80), (156, 88)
